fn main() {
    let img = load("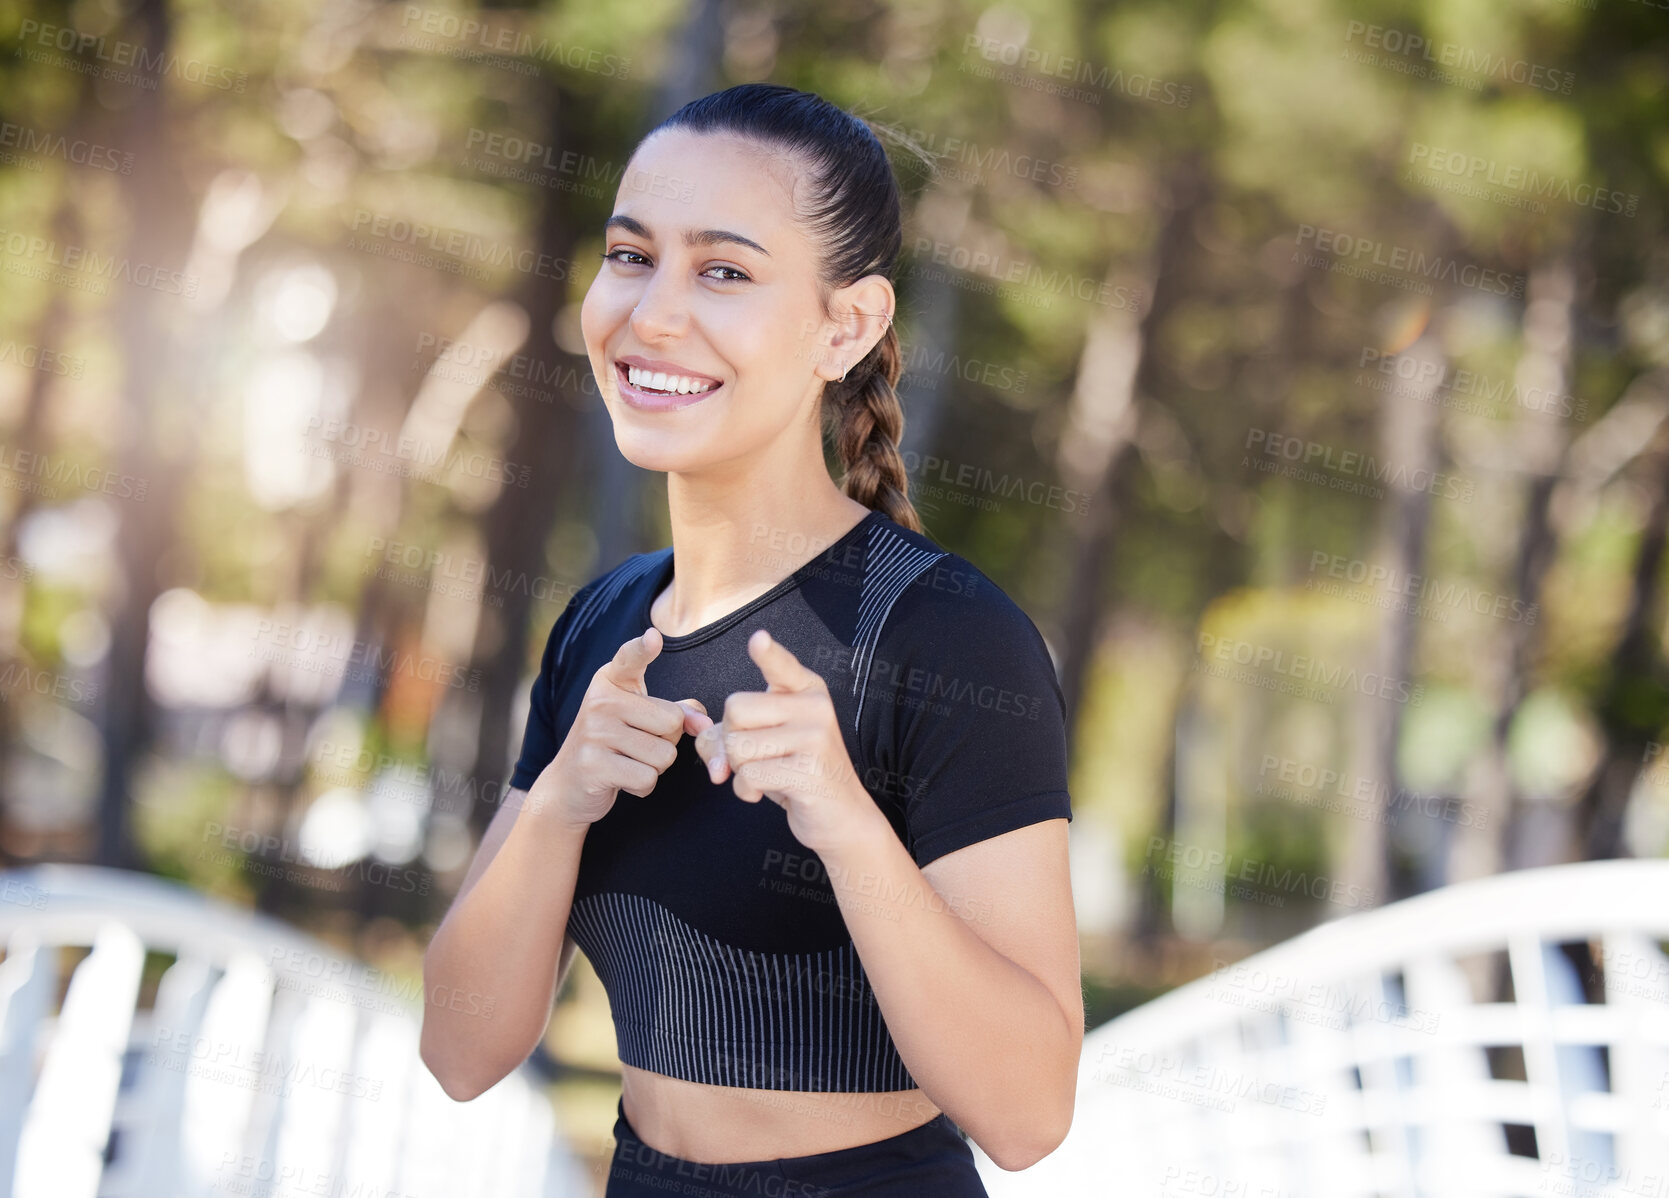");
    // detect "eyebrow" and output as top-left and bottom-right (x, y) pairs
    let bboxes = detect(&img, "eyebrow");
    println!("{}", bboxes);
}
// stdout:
(604, 213), (771, 258)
